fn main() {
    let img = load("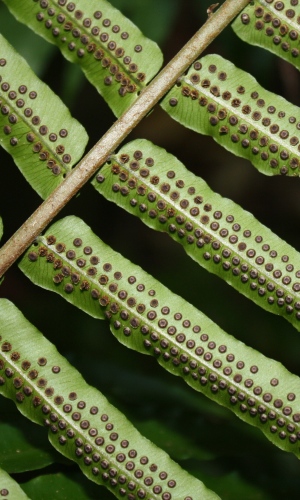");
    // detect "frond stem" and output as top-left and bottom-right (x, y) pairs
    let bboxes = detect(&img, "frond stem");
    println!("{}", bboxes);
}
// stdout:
(0, 0), (250, 278)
